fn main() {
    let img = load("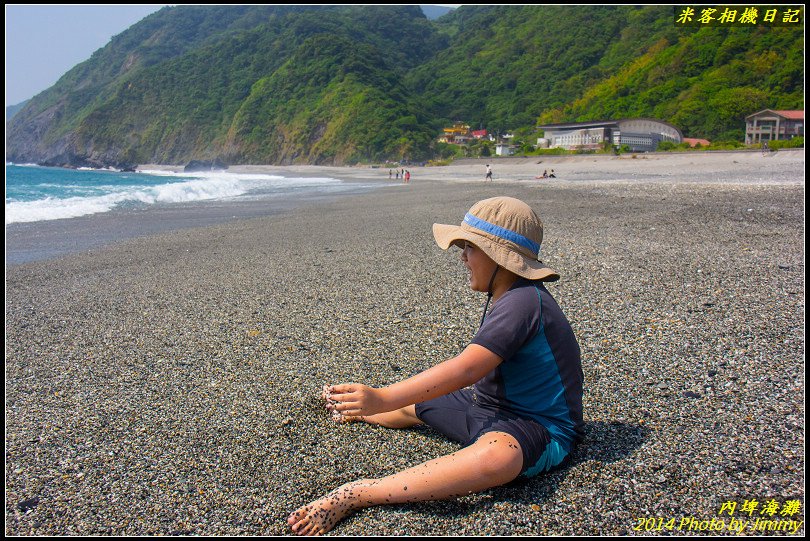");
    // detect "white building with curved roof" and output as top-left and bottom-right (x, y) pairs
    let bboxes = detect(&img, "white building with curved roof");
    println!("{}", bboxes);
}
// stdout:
(537, 118), (683, 152)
